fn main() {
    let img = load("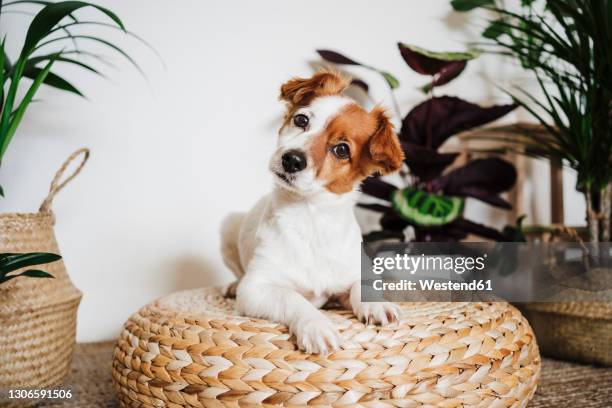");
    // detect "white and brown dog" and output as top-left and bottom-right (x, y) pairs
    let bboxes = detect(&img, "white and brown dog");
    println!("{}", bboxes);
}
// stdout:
(221, 70), (404, 355)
